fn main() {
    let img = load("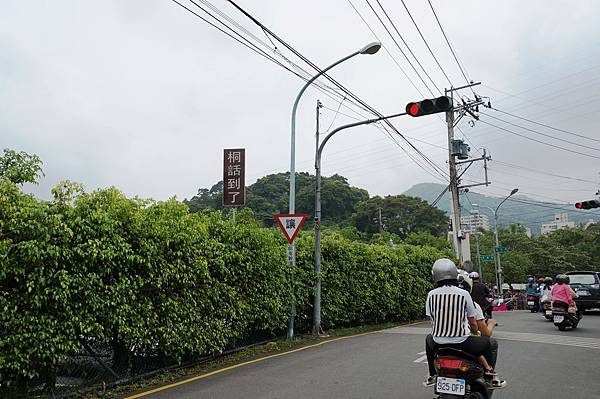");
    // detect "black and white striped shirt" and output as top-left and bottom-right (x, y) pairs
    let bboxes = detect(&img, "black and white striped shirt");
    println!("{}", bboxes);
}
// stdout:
(426, 285), (476, 344)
